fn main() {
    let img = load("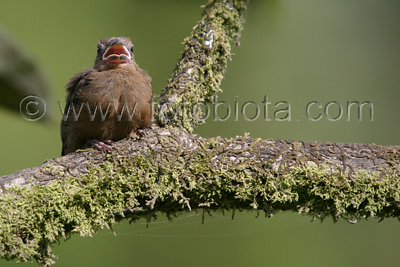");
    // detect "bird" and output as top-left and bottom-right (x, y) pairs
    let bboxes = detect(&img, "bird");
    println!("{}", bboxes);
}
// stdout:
(61, 37), (153, 156)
